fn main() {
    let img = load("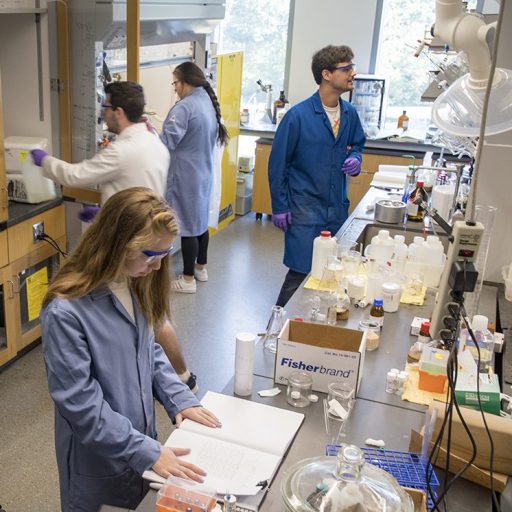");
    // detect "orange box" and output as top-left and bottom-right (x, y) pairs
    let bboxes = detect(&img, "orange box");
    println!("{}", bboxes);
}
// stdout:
(156, 477), (217, 512)
(418, 369), (447, 393)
